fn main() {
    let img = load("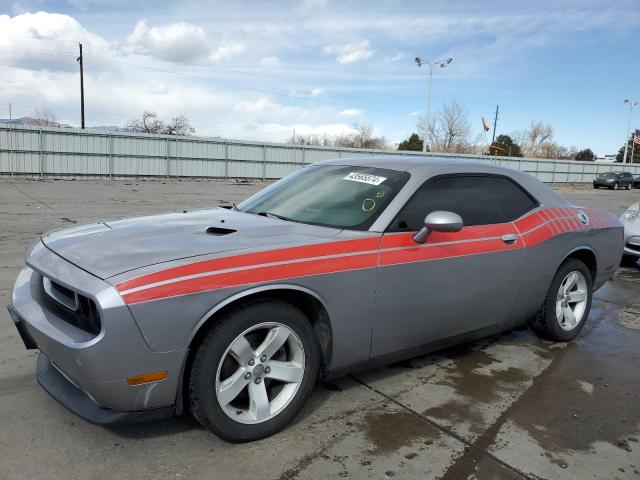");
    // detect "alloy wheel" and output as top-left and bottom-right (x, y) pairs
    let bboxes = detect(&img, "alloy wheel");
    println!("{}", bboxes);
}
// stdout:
(215, 322), (305, 424)
(555, 271), (588, 331)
